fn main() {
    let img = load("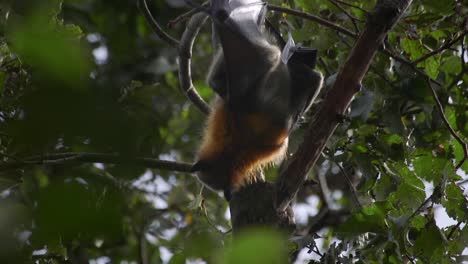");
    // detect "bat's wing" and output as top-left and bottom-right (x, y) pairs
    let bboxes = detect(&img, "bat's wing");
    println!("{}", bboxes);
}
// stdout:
(289, 47), (318, 69)
(281, 33), (318, 69)
(209, 0), (279, 107)
(281, 34), (322, 123)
